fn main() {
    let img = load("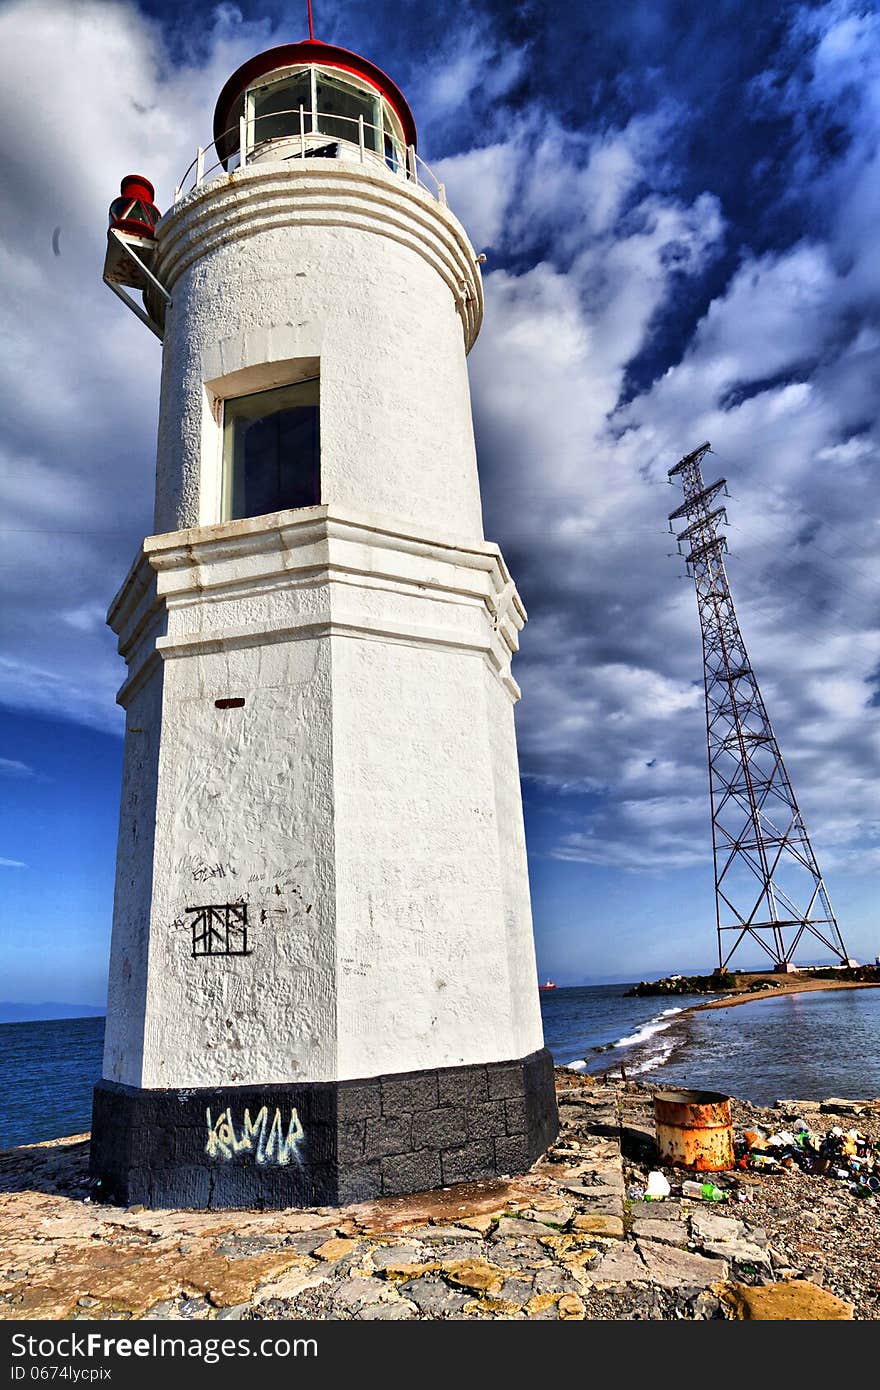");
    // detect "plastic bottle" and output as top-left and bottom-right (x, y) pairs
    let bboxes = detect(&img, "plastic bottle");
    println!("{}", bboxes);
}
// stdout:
(682, 1179), (728, 1202)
